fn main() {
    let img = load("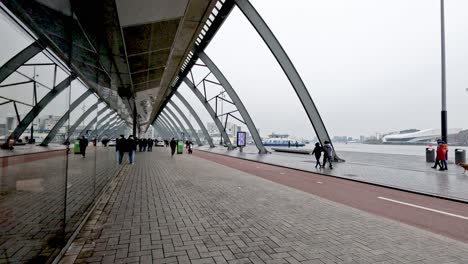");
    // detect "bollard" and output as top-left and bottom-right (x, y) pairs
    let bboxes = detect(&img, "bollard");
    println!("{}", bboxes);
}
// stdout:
(426, 148), (435, 163)
(455, 149), (466, 164)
